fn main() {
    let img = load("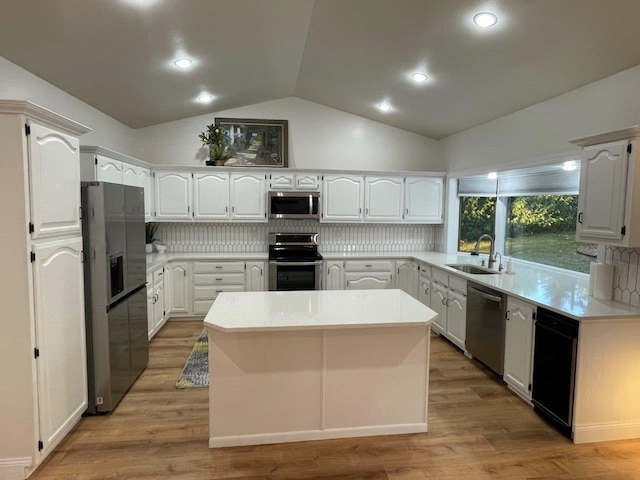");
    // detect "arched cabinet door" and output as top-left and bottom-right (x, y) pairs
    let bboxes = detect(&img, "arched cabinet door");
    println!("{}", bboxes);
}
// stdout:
(28, 121), (81, 239)
(155, 171), (192, 220)
(32, 237), (87, 455)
